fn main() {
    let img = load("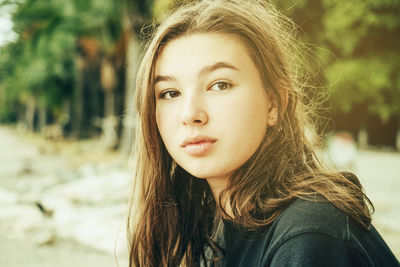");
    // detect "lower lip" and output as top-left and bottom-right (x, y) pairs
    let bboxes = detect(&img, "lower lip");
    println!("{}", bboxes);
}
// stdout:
(183, 141), (215, 156)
